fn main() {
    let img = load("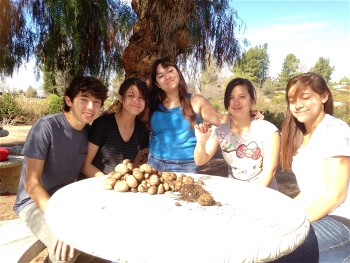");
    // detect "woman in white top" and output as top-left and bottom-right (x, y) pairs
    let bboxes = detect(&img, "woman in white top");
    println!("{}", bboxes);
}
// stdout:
(194, 78), (280, 189)
(272, 72), (349, 263)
